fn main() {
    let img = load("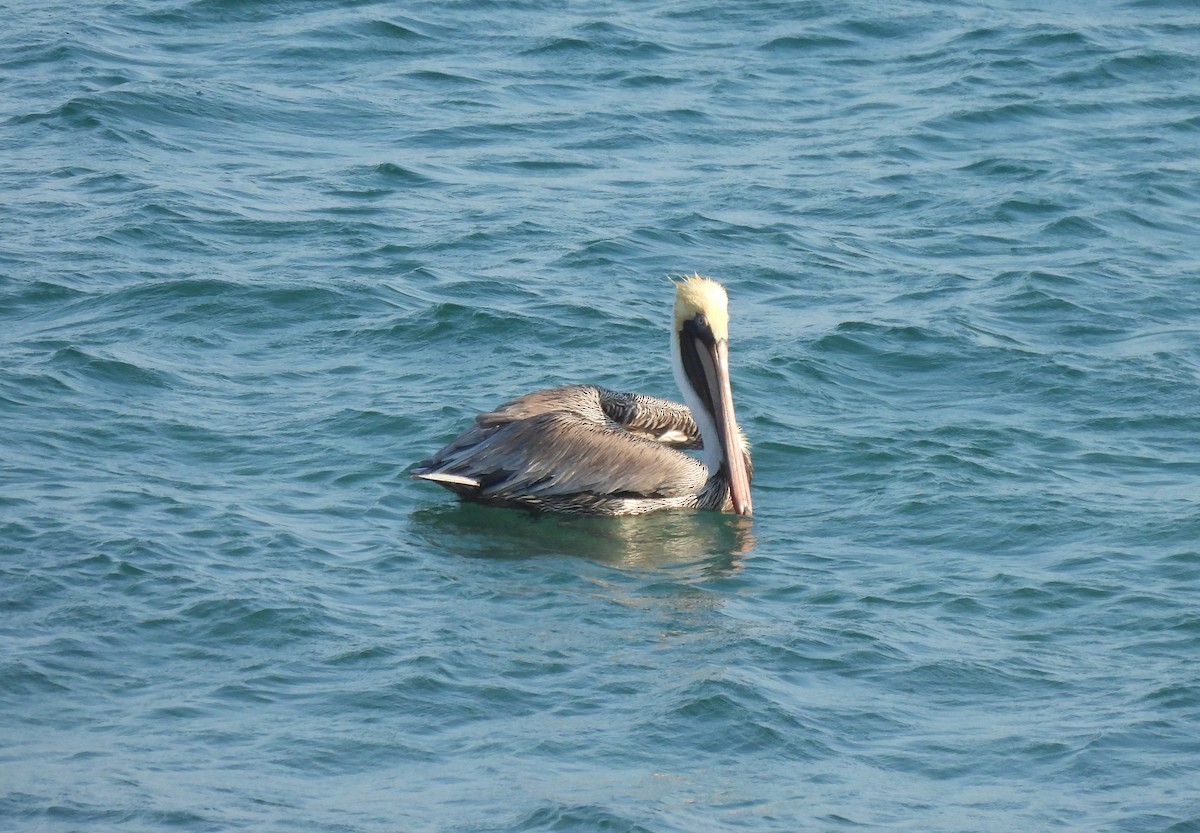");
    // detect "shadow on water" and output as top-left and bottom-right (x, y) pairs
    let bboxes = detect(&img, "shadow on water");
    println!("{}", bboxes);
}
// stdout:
(408, 502), (755, 575)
